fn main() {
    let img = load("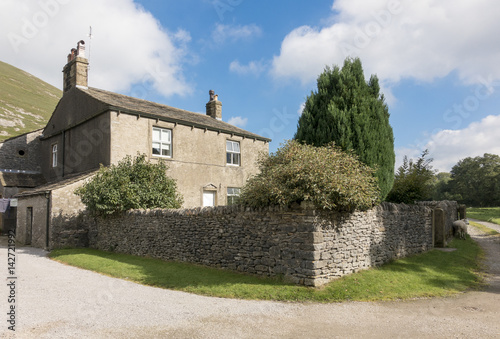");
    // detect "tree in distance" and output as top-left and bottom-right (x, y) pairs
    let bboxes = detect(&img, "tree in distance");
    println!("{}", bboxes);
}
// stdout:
(295, 57), (395, 200)
(386, 150), (436, 204)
